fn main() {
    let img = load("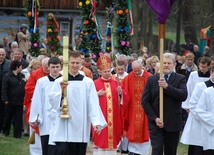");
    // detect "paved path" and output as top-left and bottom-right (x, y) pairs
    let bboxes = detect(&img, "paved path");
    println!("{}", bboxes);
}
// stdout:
(86, 141), (126, 155)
